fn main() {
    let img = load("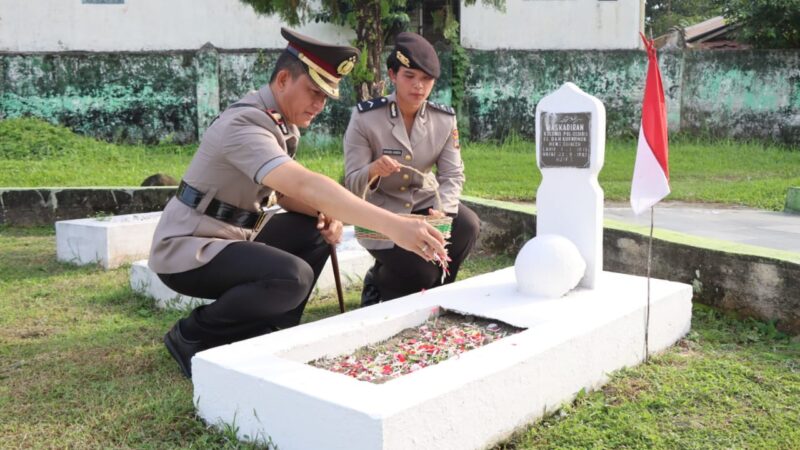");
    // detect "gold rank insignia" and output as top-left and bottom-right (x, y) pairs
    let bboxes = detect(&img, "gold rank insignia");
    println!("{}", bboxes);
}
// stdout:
(337, 56), (357, 76)
(396, 50), (410, 67)
(266, 109), (289, 135)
